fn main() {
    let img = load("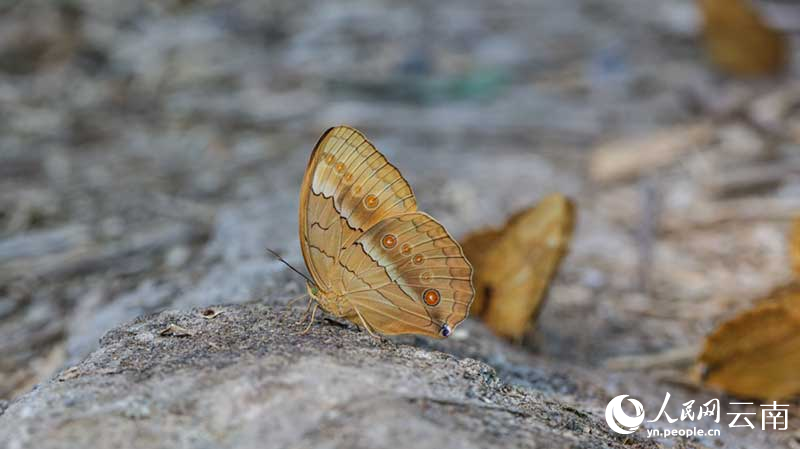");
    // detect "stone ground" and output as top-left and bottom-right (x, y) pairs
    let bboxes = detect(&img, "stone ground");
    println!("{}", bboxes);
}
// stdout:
(1, 0), (800, 448)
